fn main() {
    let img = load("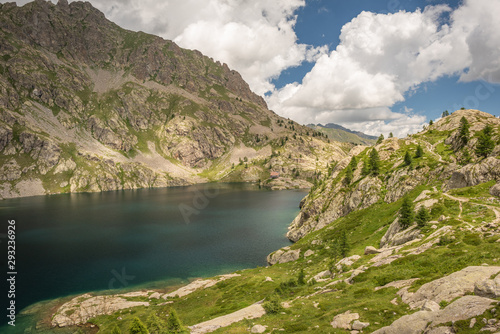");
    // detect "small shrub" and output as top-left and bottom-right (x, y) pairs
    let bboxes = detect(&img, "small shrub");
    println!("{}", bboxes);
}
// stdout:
(263, 294), (283, 314)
